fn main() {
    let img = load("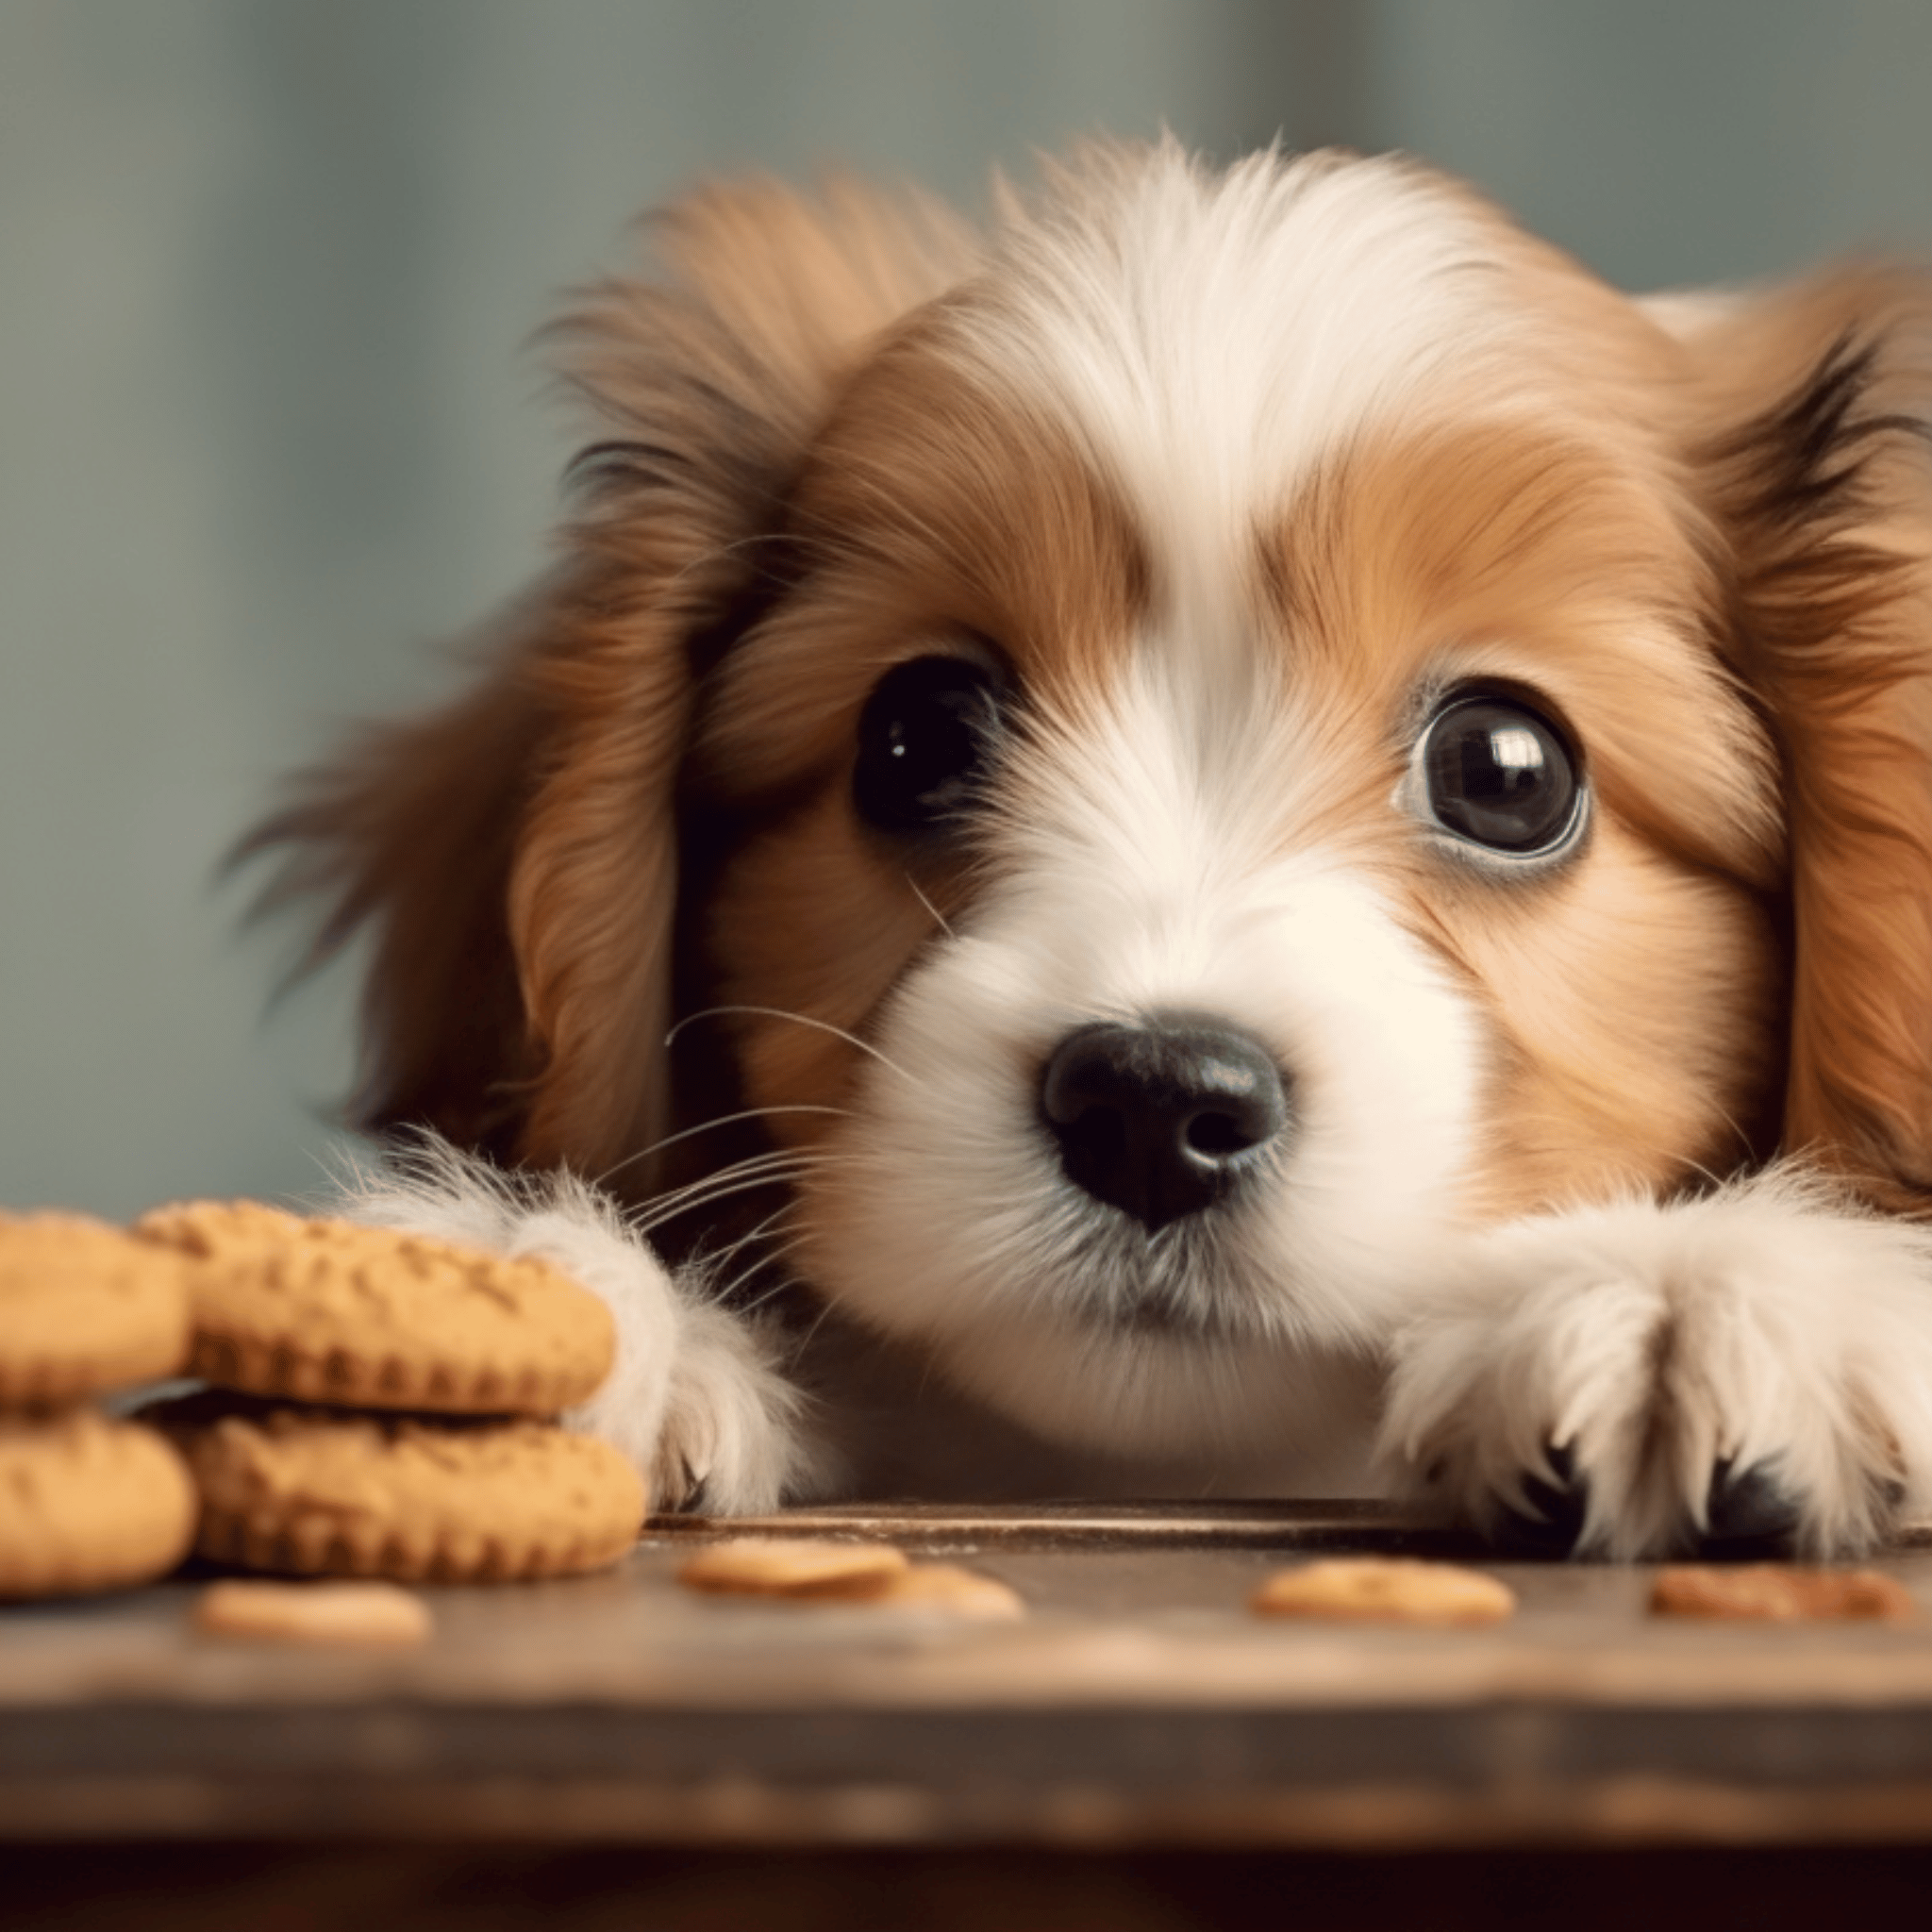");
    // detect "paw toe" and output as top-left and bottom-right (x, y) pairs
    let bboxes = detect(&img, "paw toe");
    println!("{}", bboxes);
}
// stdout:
(1700, 1458), (1802, 1555)
(1492, 1443), (1590, 1558)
